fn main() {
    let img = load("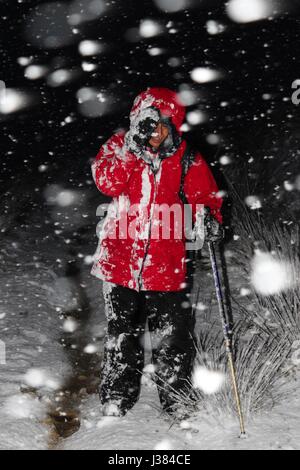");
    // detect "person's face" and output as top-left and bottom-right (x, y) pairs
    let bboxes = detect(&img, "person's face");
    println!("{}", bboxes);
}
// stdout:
(149, 122), (169, 148)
